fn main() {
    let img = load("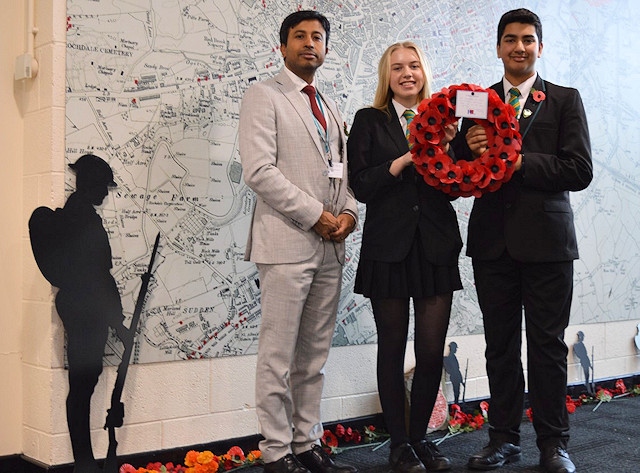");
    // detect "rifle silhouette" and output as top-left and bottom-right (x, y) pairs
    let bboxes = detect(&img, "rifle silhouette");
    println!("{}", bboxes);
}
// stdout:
(103, 233), (161, 473)
(461, 358), (468, 406)
(590, 345), (595, 395)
